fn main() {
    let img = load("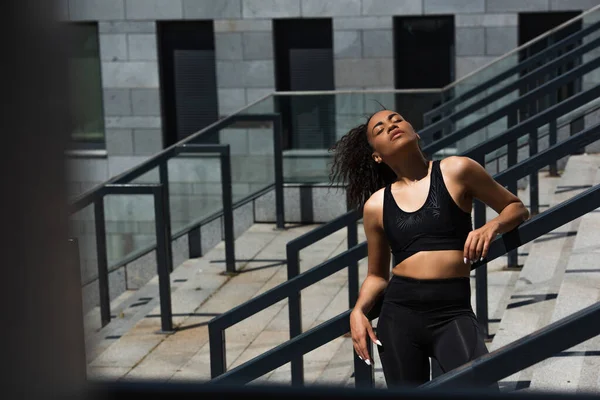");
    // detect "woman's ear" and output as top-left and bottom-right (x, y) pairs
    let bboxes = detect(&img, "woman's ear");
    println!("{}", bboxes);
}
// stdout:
(372, 152), (382, 164)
